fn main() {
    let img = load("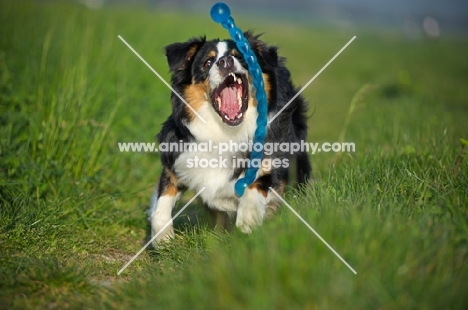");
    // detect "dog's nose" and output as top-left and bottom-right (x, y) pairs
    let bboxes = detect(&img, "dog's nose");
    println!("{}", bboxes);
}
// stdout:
(217, 55), (234, 75)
